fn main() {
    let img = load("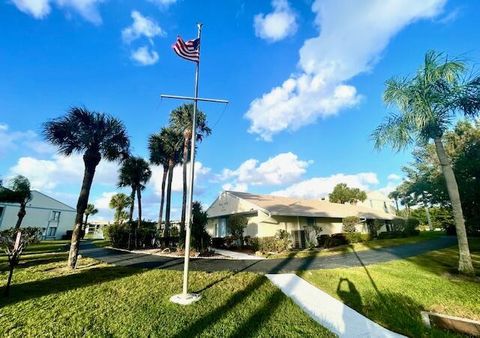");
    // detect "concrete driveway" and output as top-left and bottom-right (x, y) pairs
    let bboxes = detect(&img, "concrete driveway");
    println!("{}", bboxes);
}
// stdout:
(80, 236), (456, 273)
